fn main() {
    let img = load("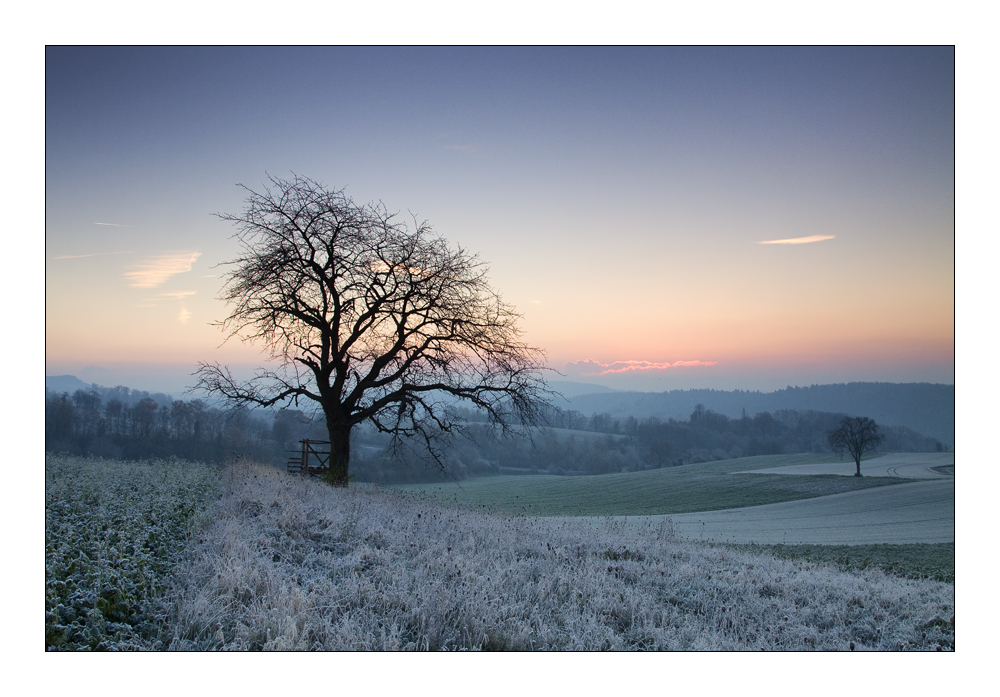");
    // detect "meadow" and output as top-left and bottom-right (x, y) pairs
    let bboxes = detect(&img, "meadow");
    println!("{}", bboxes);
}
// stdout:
(392, 453), (907, 516)
(45, 454), (954, 650)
